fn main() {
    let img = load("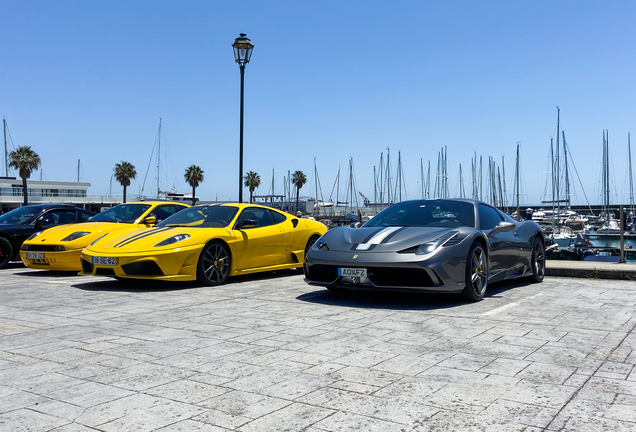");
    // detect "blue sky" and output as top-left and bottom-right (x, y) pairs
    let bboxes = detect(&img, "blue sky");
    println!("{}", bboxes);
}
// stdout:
(2, 1), (636, 206)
